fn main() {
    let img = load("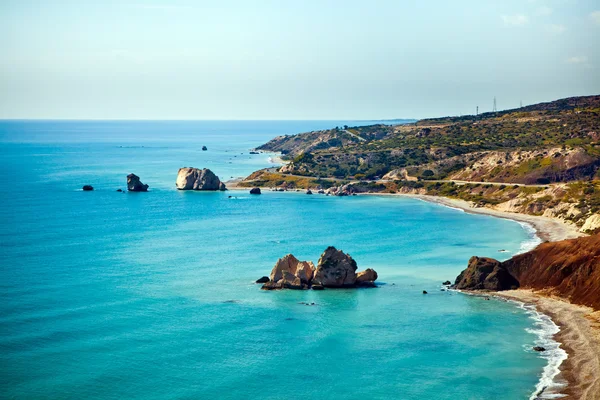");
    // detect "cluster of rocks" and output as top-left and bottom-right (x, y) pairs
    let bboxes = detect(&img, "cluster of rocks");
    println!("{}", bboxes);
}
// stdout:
(257, 247), (378, 290)
(176, 167), (226, 191)
(83, 168), (228, 193)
